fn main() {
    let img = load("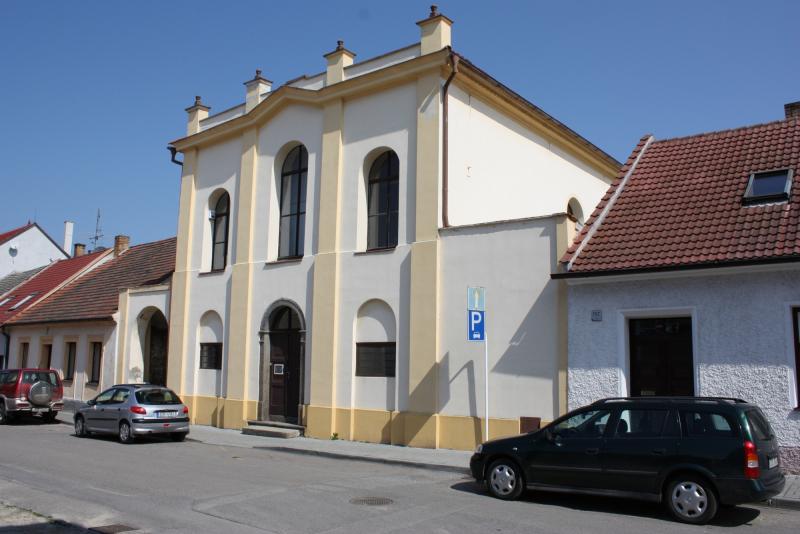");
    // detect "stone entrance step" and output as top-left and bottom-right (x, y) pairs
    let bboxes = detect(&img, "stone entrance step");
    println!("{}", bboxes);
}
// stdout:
(242, 420), (304, 439)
